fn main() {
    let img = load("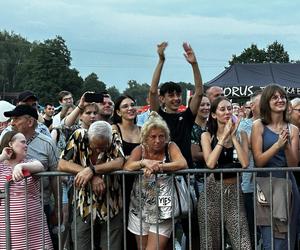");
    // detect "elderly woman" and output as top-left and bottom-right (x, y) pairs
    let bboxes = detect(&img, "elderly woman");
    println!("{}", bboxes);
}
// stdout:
(58, 121), (124, 250)
(124, 111), (187, 250)
(0, 131), (53, 249)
